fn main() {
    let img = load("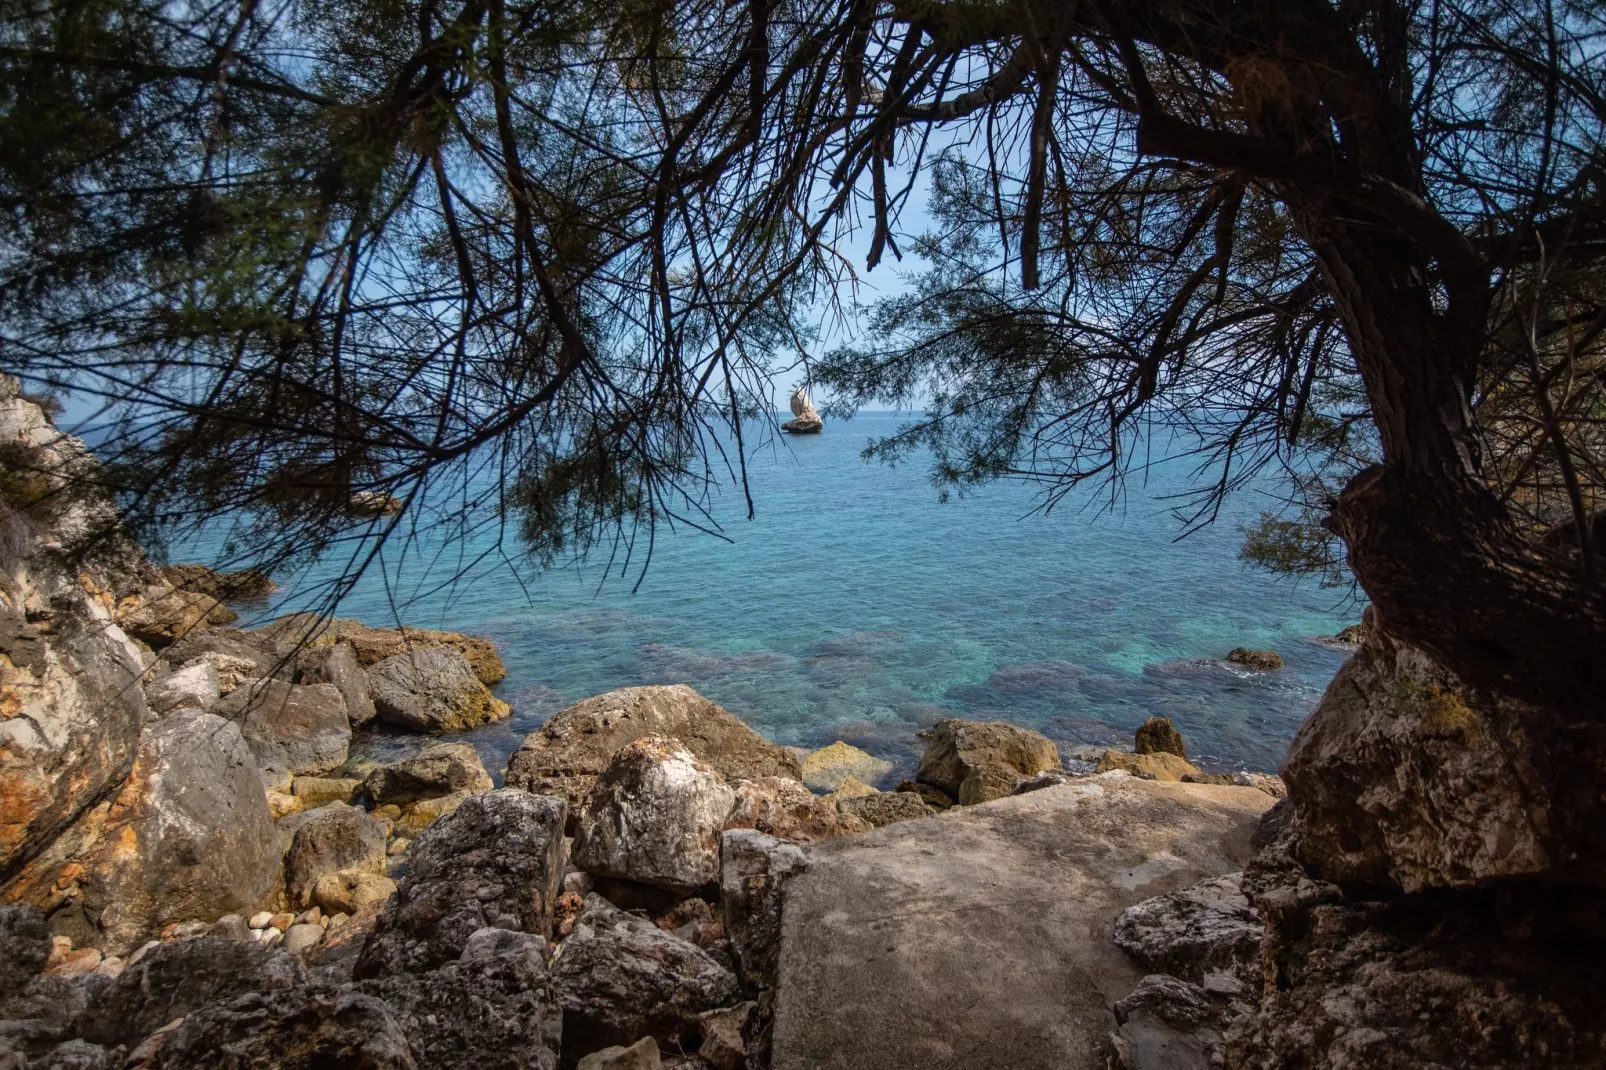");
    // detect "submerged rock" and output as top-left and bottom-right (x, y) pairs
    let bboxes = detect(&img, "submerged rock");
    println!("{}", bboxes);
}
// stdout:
(1226, 647), (1284, 671)
(552, 894), (739, 1057)
(914, 719), (1061, 804)
(355, 789), (565, 978)
(504, 685), (801, 815)
(366, 647), (510, 733)
(799, 741), (891, 791)
(572, 738), (736, 892)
